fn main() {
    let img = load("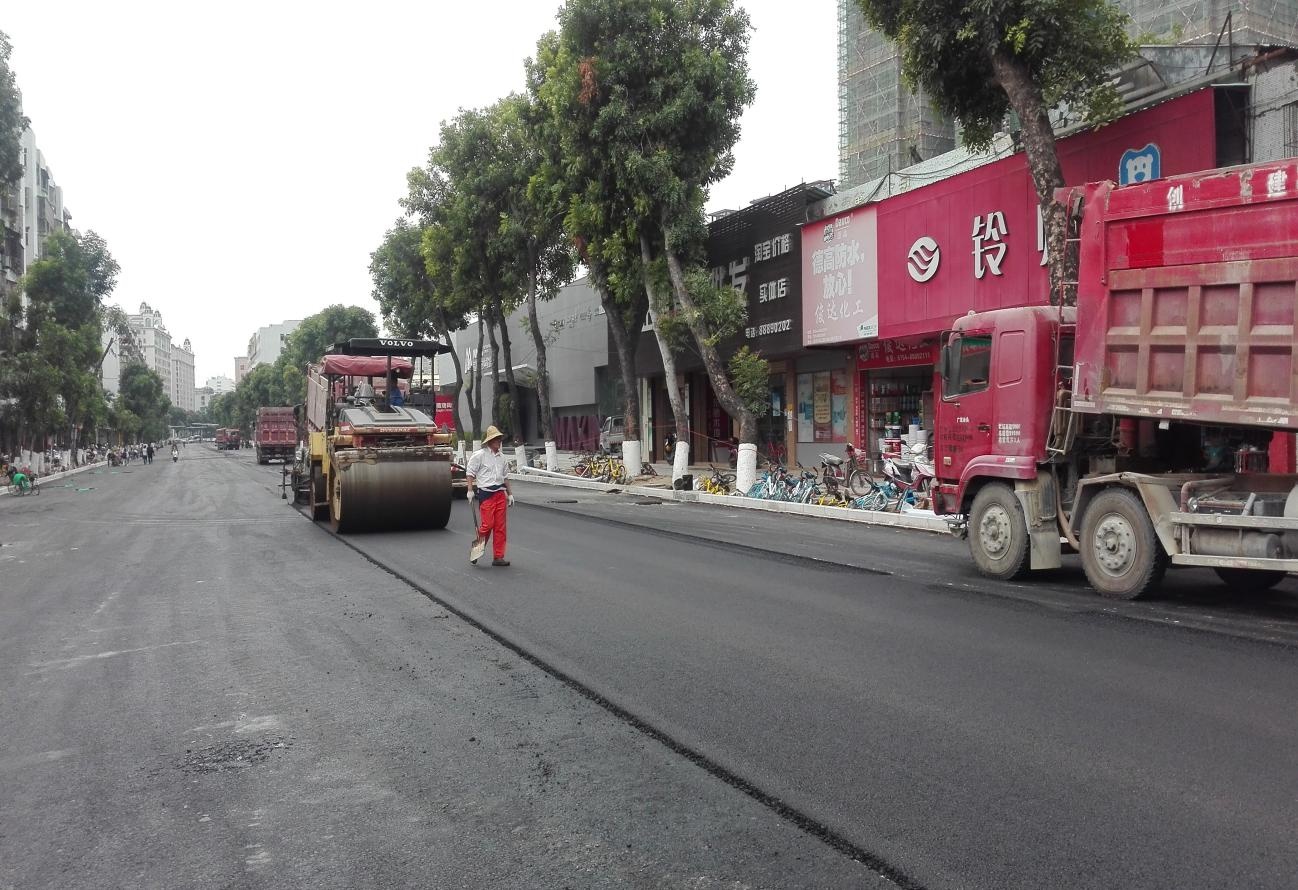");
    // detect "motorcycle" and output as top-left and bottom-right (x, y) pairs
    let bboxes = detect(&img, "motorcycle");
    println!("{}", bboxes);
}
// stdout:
(881, 441), (935, 510)
(171, 449), (179, 463)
